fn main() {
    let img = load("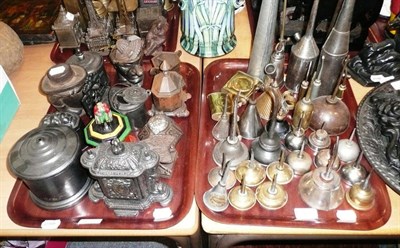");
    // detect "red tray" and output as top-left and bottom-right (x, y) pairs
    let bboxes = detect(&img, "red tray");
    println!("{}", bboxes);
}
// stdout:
(195, 58), (391, 230)
(49, 4), (180, 64)
(7, 60), (200, 229)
